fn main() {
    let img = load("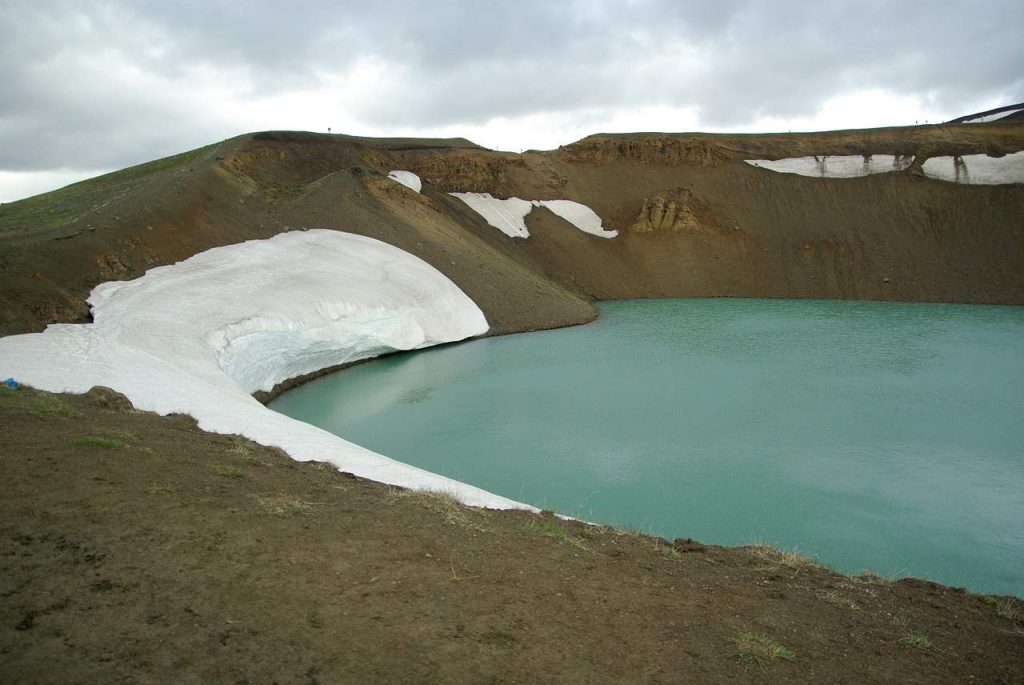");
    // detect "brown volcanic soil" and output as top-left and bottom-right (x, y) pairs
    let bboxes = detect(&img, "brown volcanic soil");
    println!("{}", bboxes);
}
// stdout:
(2, 124), (1024, 682)
(2, 387), (1022, 684)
